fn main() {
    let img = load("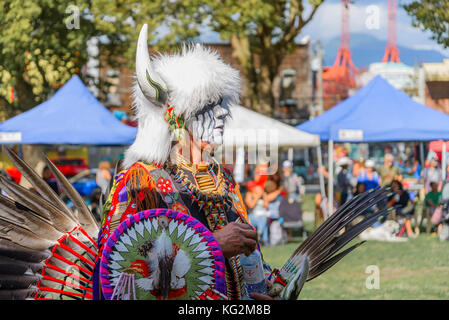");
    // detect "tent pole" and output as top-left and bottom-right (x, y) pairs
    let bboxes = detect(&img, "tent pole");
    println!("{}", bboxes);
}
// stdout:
(443, 141), (447, 181)
(328, 139), (334, 220)
(288, 147), (293, 161)
(316, 144), (325, 198)
(419, 142), (425, 167)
